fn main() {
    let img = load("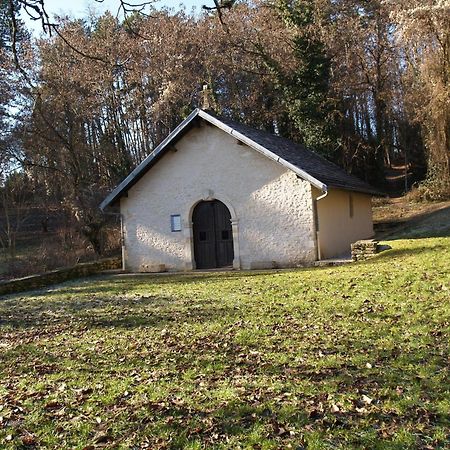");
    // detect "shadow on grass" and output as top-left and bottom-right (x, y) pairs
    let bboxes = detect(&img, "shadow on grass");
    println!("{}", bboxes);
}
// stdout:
(121, 354), (449, 449)
(0, 292), (242, 330)
(373, 243), (448, 261)
(5, 267), (311, 299)
(130, 399), (310, 446)
(382, 206), (450, 241)
(3, 327), (446, 448)
(1, 286), (449, 448)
